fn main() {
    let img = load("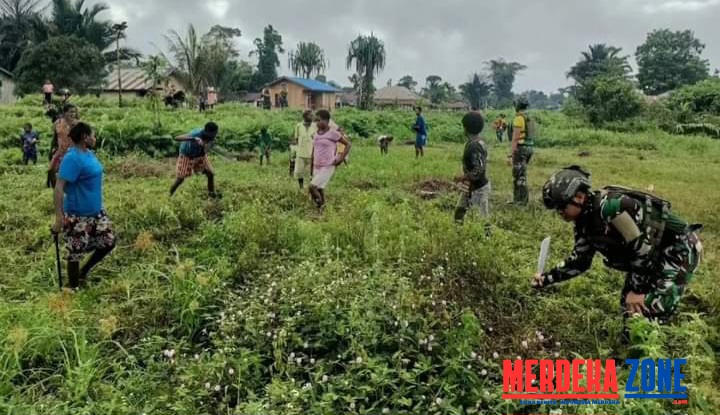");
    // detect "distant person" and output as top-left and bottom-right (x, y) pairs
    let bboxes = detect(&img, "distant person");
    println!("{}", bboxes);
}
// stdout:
(510, 97), (536, 206)
(52, 122), (116, 290)
(309, 110), (351, 211)
(377, 135), (393, 155)
(42, 80), (54, 106)
(292, 110), (317, 189)
(493, 114), (507, 143)
(20, 123), (40, 165)
(257, 127), (273, 166)
(412, 106), (427, 159)
(48, 104), (79, 188)
(170, 122), (220, 198)
(454, 112), (491, 230)
(59, 88), (72, 106)
(262, 89), (272, 110)
(207, 87), (218, 110)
